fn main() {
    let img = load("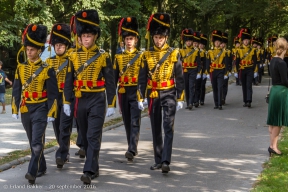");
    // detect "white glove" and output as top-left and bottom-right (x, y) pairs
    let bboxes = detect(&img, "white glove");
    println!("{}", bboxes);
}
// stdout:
(176, 101), (184, 111)
(143, 98), (148, 106)
(224, 75), (228, 79)
(260, 64), (263, 68)
(196, 74), (201, 79)
(234, 73), (238, 78)
(106, 107), (115, 117)
(206, 74), (210, 79)
(202, 74), (207, 79)
(254, 72), (258, 78)
(228, 72), (232, 77)
(263, 64), (266, 67)
(47, 117), (55, 122)
(63, 104), (71, 116)
(138, 101), (145, 111)
(12, 114), (19, 120)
